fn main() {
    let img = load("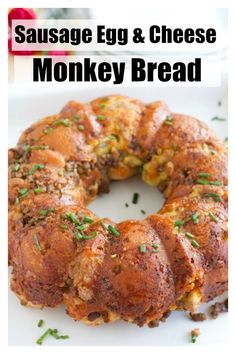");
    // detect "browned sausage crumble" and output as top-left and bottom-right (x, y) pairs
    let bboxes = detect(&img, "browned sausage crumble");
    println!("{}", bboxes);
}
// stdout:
(189, 312), (207, 322)
(209, 298), (228, 319)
